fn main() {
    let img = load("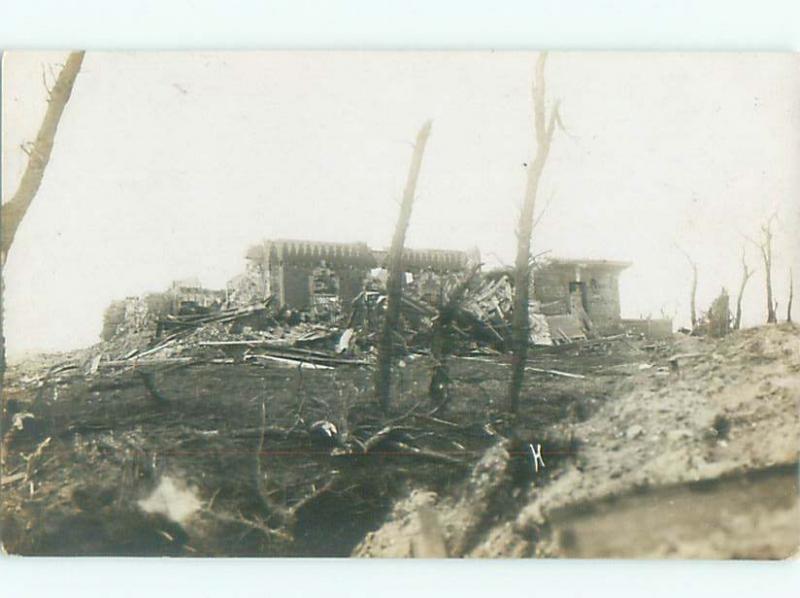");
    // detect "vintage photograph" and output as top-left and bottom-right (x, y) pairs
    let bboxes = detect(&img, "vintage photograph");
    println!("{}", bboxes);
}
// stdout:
(1, 51), (798, 558)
